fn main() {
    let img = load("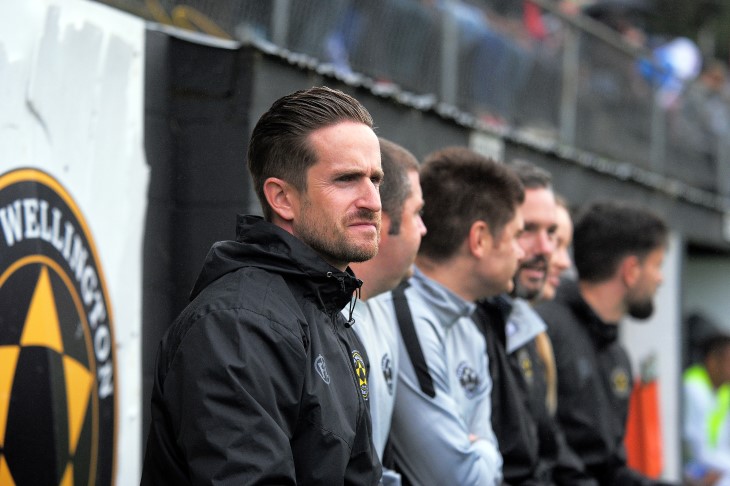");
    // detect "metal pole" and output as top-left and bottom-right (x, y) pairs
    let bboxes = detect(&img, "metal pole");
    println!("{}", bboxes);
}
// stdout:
(649, 90), (666, 174)
(271, 0), (291, 47)
(439, 2), (459, 106)
(559, 25), (580, 146)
